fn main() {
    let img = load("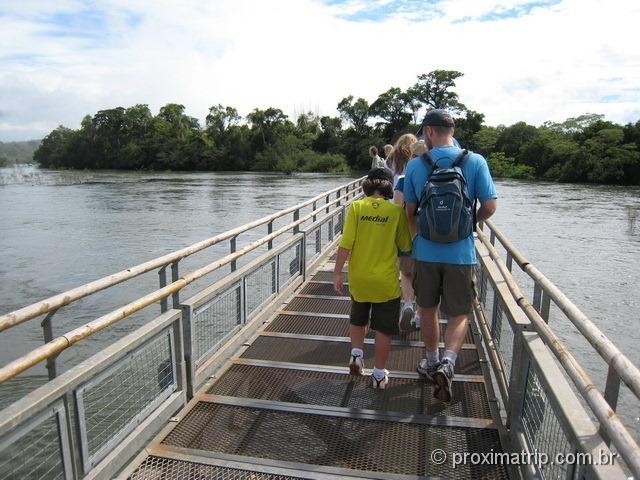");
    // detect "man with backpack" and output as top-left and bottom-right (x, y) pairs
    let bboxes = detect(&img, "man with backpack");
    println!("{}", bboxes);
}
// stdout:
(404, 109), (497, 402)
